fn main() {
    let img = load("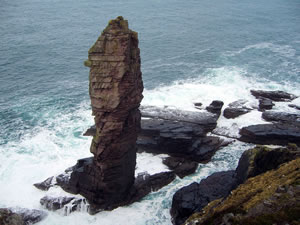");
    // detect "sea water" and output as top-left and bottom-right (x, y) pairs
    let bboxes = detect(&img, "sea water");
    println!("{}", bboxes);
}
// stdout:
(0, 0), (299, 224)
